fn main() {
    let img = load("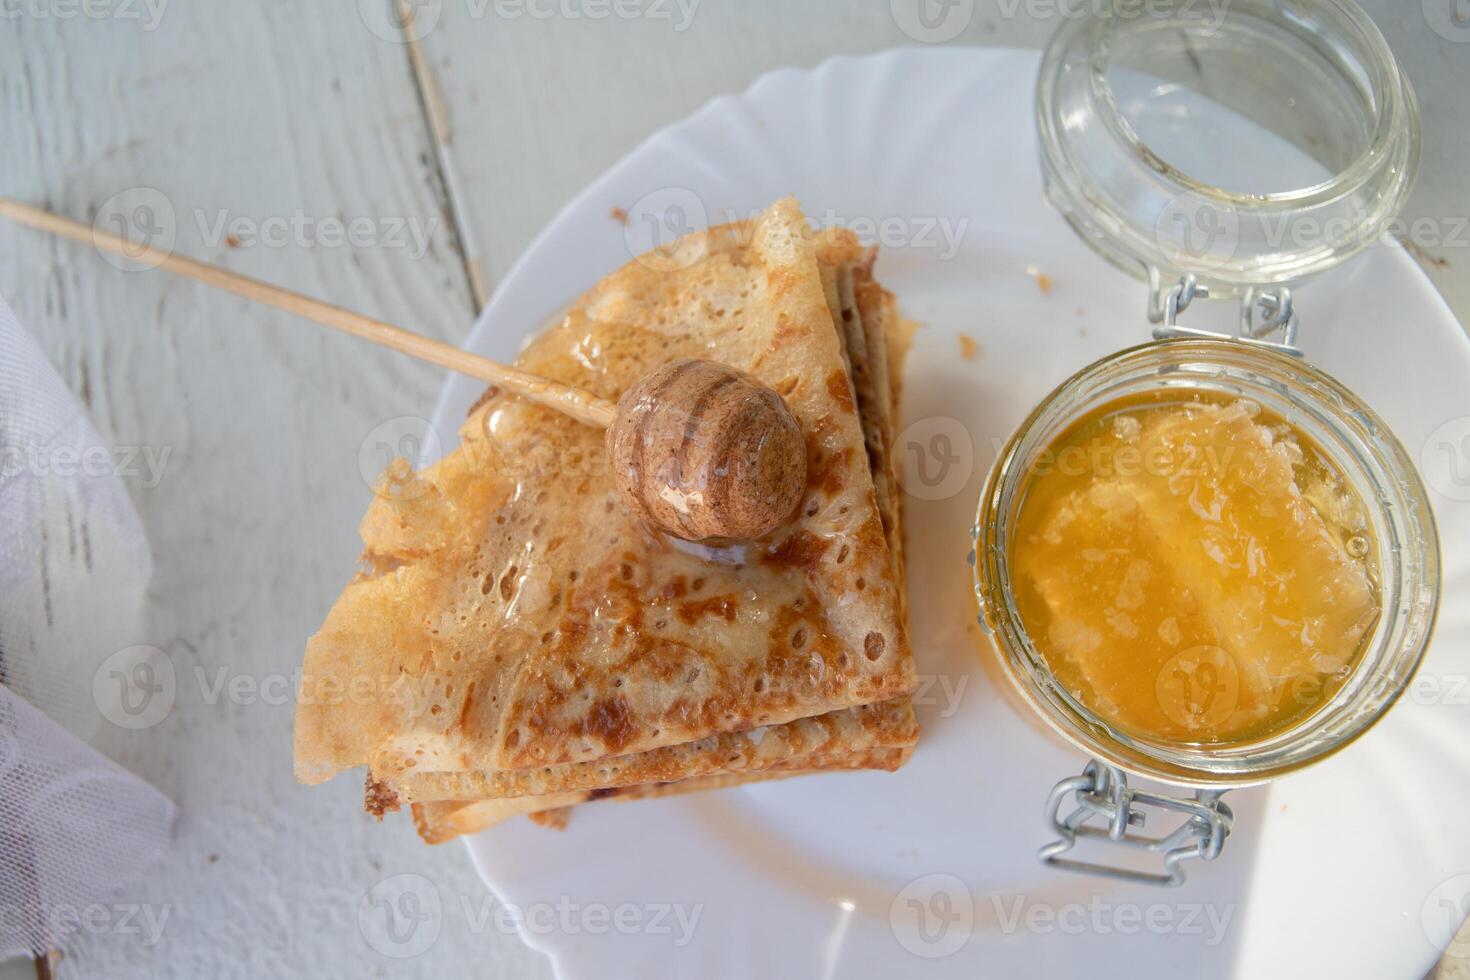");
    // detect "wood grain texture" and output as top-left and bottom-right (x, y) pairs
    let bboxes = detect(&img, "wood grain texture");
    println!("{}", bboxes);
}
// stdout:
(0, 3), (547, 977)
(1, 1), (1465, 977)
